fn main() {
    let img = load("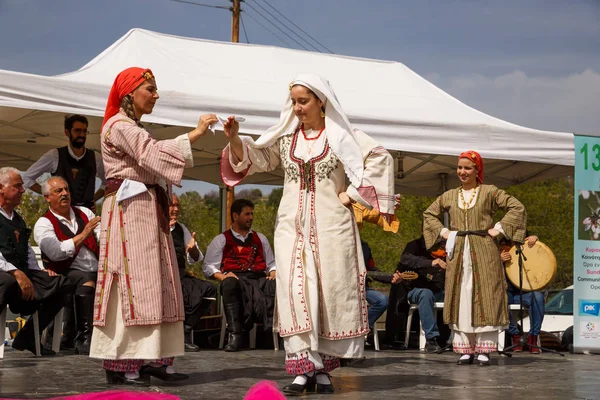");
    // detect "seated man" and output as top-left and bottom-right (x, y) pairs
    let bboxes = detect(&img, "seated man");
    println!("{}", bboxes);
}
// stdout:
(169, 194), (217, 352)
(34, 176), (100, 355)
(0, 167), (74, 356)
(202, 199), (276, 352)
(386, 235), (447, 352)
(500, 235), (545, 354)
